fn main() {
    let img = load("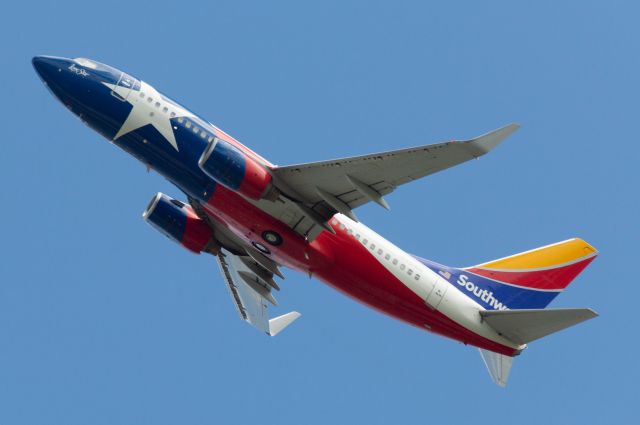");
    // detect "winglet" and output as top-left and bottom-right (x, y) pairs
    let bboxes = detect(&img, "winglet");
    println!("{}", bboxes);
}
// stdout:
(268, 311), (301, 336)
(462, 123), (520, 157)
